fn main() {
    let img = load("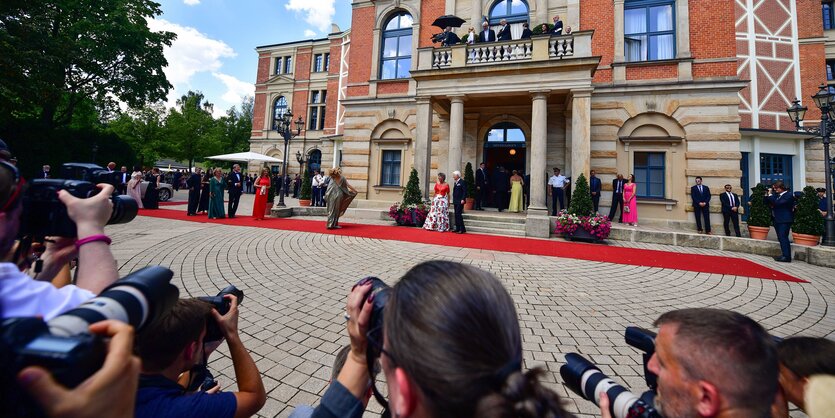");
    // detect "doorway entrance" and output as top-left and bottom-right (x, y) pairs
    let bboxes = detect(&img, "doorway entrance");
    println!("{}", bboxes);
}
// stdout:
(482, 122), (527, 209)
